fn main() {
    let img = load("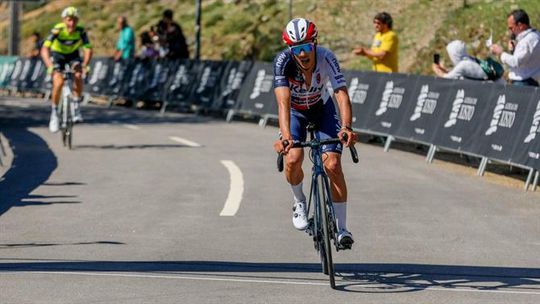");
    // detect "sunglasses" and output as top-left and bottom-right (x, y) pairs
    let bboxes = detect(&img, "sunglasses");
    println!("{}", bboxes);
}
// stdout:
(290, 42), (315, 55)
